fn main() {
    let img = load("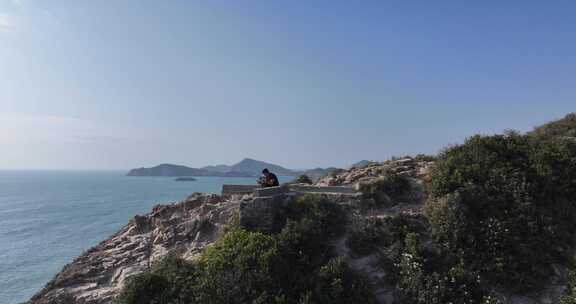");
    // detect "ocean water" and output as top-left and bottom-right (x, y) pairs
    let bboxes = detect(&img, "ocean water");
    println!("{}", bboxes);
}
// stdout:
(0, 171), (292, 304)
